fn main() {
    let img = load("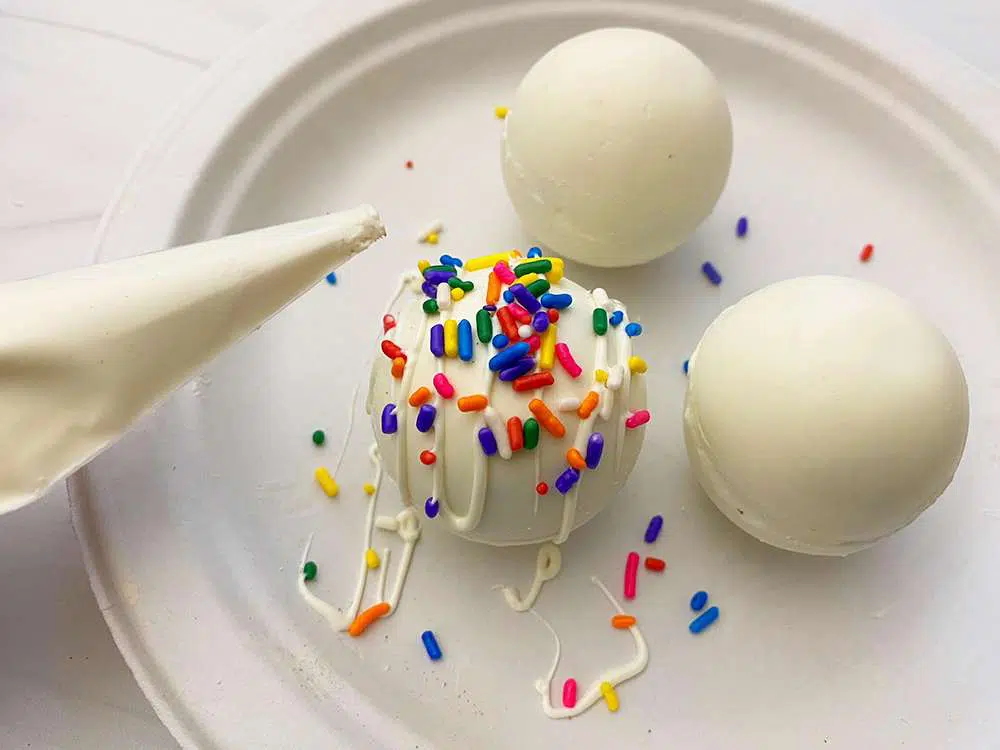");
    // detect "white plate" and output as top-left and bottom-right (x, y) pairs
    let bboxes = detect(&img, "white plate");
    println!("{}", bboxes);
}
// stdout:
(71, 0), (1000, 747)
